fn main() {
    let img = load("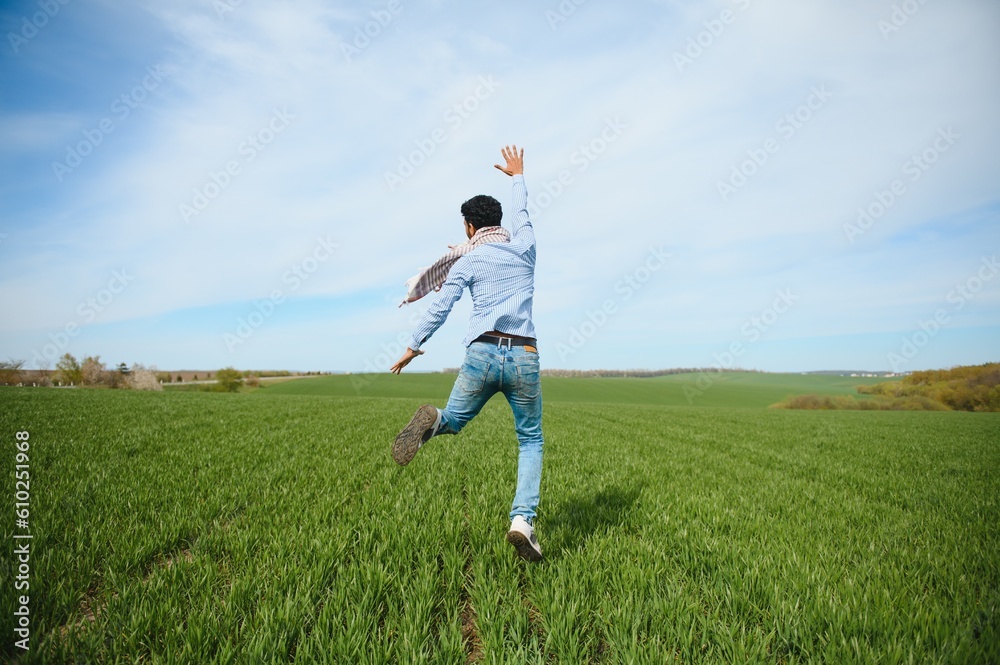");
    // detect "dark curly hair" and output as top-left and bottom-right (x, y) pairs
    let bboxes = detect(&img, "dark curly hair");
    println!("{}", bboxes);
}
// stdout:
(460, 195), (503, 230)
